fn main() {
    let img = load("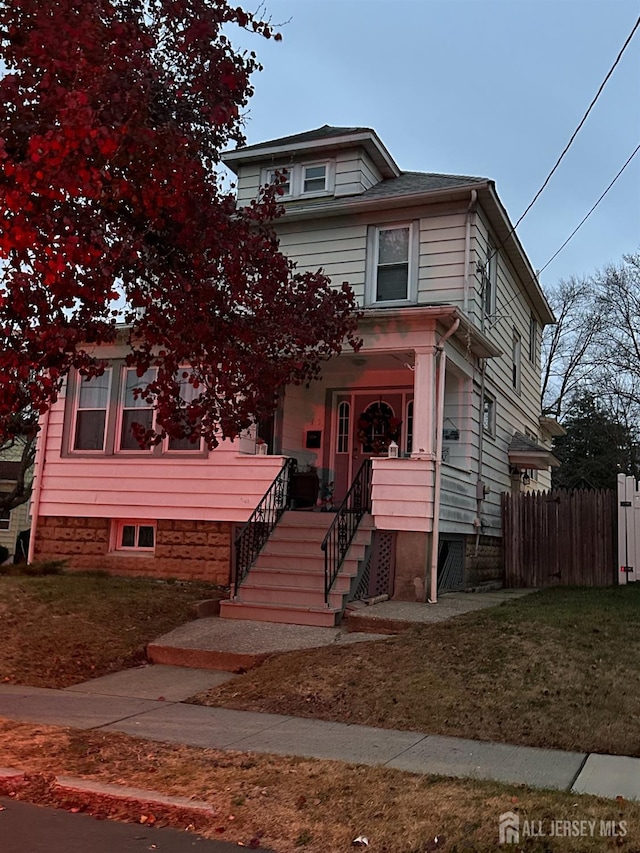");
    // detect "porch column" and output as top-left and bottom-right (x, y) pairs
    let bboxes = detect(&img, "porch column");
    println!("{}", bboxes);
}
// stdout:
(411, 346), (436, 459)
